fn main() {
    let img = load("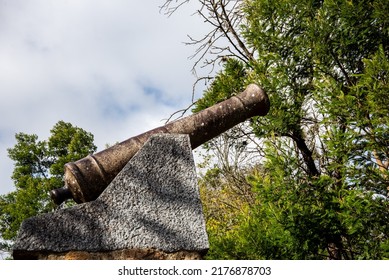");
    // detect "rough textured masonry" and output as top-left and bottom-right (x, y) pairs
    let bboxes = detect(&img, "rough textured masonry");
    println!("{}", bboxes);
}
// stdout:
(13, 134), (209, 259)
